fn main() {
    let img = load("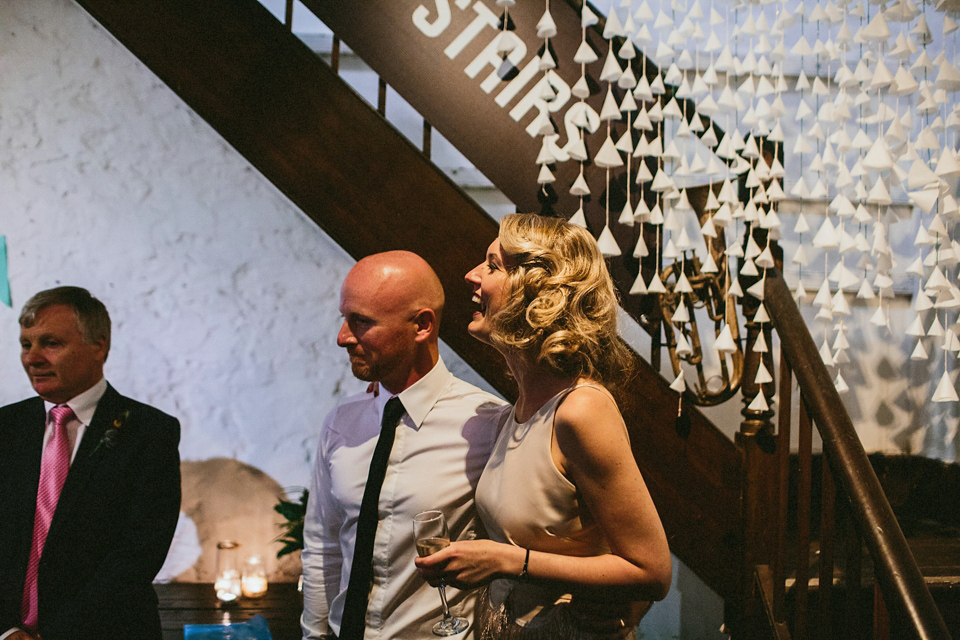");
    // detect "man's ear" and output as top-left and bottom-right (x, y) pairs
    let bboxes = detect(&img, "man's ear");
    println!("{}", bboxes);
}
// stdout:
(412, 309), (437, 342)
(93, 338), (109, 364)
